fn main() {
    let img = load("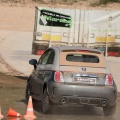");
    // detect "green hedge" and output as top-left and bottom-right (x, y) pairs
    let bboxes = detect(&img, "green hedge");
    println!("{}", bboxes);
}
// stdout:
(99, 0), (120, 4)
